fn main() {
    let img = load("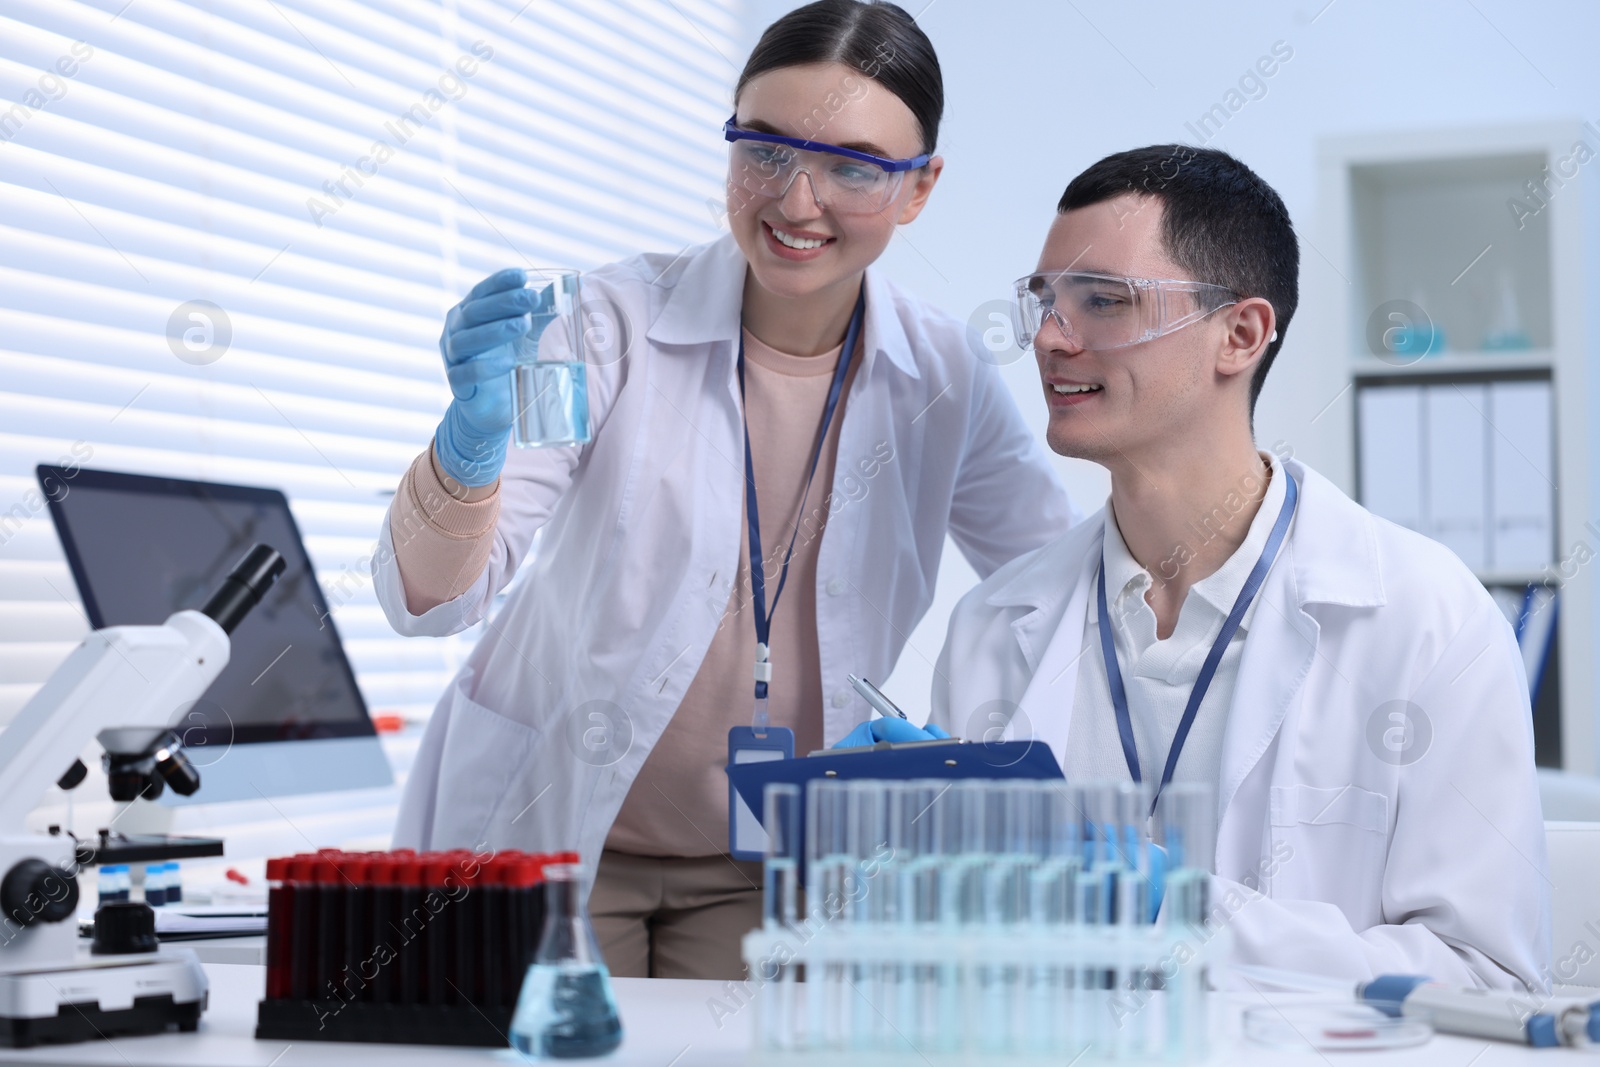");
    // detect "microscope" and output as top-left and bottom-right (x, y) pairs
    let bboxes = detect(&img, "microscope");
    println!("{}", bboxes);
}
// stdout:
(0, 544), (284, 1047)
